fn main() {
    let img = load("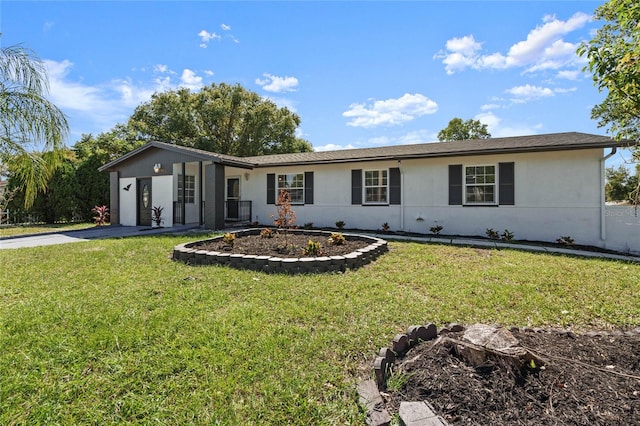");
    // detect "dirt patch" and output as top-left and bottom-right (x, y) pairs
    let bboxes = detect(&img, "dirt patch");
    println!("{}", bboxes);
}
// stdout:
(384, 329), (640, 425)
(191, 231), (367, 257)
